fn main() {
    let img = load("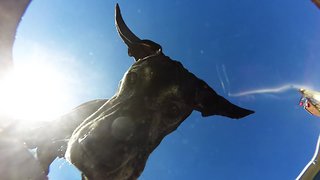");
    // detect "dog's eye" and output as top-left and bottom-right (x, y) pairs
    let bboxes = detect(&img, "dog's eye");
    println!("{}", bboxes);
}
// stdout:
(164, 103), (180, 118)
